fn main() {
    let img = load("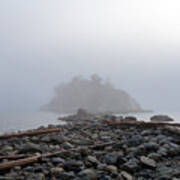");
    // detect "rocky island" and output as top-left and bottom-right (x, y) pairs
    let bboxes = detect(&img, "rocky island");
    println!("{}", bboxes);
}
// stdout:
(42, 74), (144, 114)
